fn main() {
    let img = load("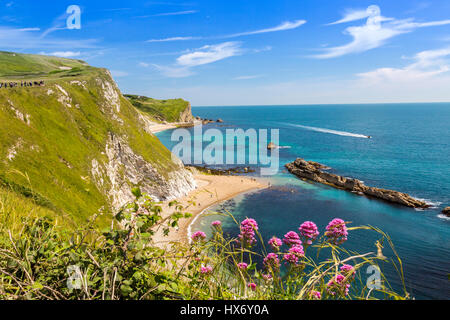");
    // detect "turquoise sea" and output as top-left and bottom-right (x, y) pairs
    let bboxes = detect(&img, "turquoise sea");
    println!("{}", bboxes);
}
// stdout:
(156, 103), (450, 300)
